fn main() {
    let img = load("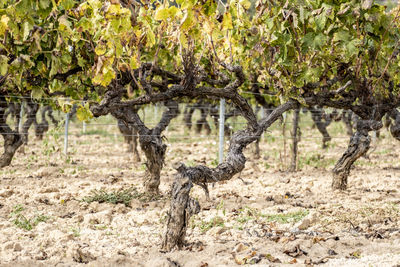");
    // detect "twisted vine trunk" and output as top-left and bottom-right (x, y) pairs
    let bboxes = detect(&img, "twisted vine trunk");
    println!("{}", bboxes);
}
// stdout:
(116, 118), (140, 161)
(309, 107), (331, 148)
(21, 102), (39, 145)
(112, 101), (179, 194)
(183, 104), (196, 130)
(34, 106), (50, 140)
(289, 108), (300, 172)
(0, 98), (38, 167)
(4, 103), (21, 131)
(0, 98), (23, 167)
(342, 110), (354, 136)
(162, 101), (296, 250)
(195, 106), (211, 135)
(332, 119), (382, 190)
(161, 172), (200, 251)
(47, 107), (59, 126)
(388, 109), (400, 141)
